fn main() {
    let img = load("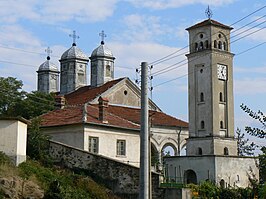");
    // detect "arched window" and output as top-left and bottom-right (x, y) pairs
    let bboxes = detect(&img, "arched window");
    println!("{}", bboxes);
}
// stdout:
(220, 121), (224, 129)
(200, 92), (204, 102)
(195, 43), (198, 51)
(224, 147), (229, 155)
(201, 121), (205, 129)
(198, 148), (202, 155)
(205, 40), (209, 49)
(223, 42), (227, 51)
(218, 41), (222, 49)
(220, 179), (225, 188)
(106, 65), (111, 77)
(214, 40), (217, 48)
(199, 42), (203, 50)
(219, 92), (223, 102)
